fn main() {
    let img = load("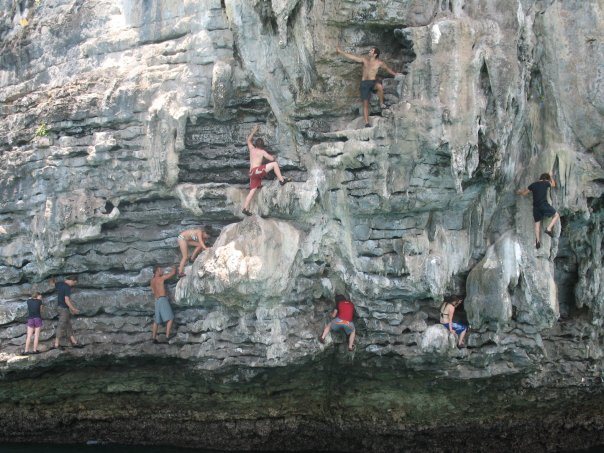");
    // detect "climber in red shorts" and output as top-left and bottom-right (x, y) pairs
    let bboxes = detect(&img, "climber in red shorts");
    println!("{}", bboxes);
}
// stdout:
(242, 124), (290, 216)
